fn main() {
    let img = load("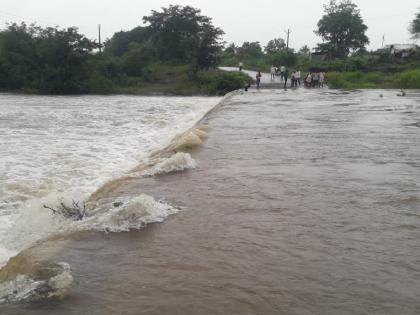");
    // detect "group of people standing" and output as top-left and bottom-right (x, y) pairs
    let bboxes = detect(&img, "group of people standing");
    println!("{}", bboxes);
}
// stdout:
(269, 65), (300, 88)
(269, 65), (326, 89)
(304, 72), (326, 88)
(240, 62), (326, 89)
